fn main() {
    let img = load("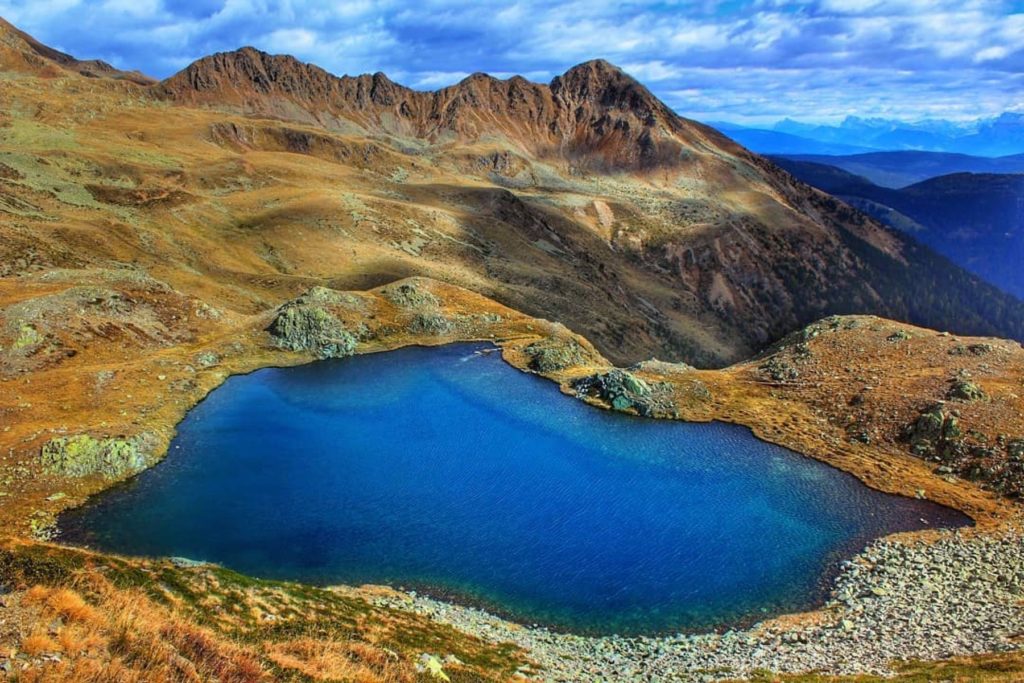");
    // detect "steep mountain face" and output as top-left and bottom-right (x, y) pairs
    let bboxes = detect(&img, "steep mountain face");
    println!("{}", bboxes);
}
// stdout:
(773, 158), (1024, 300)
(0, 17), (153, 84)
(3, 30), (1024, 367)
(157, 49), (732, 172)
